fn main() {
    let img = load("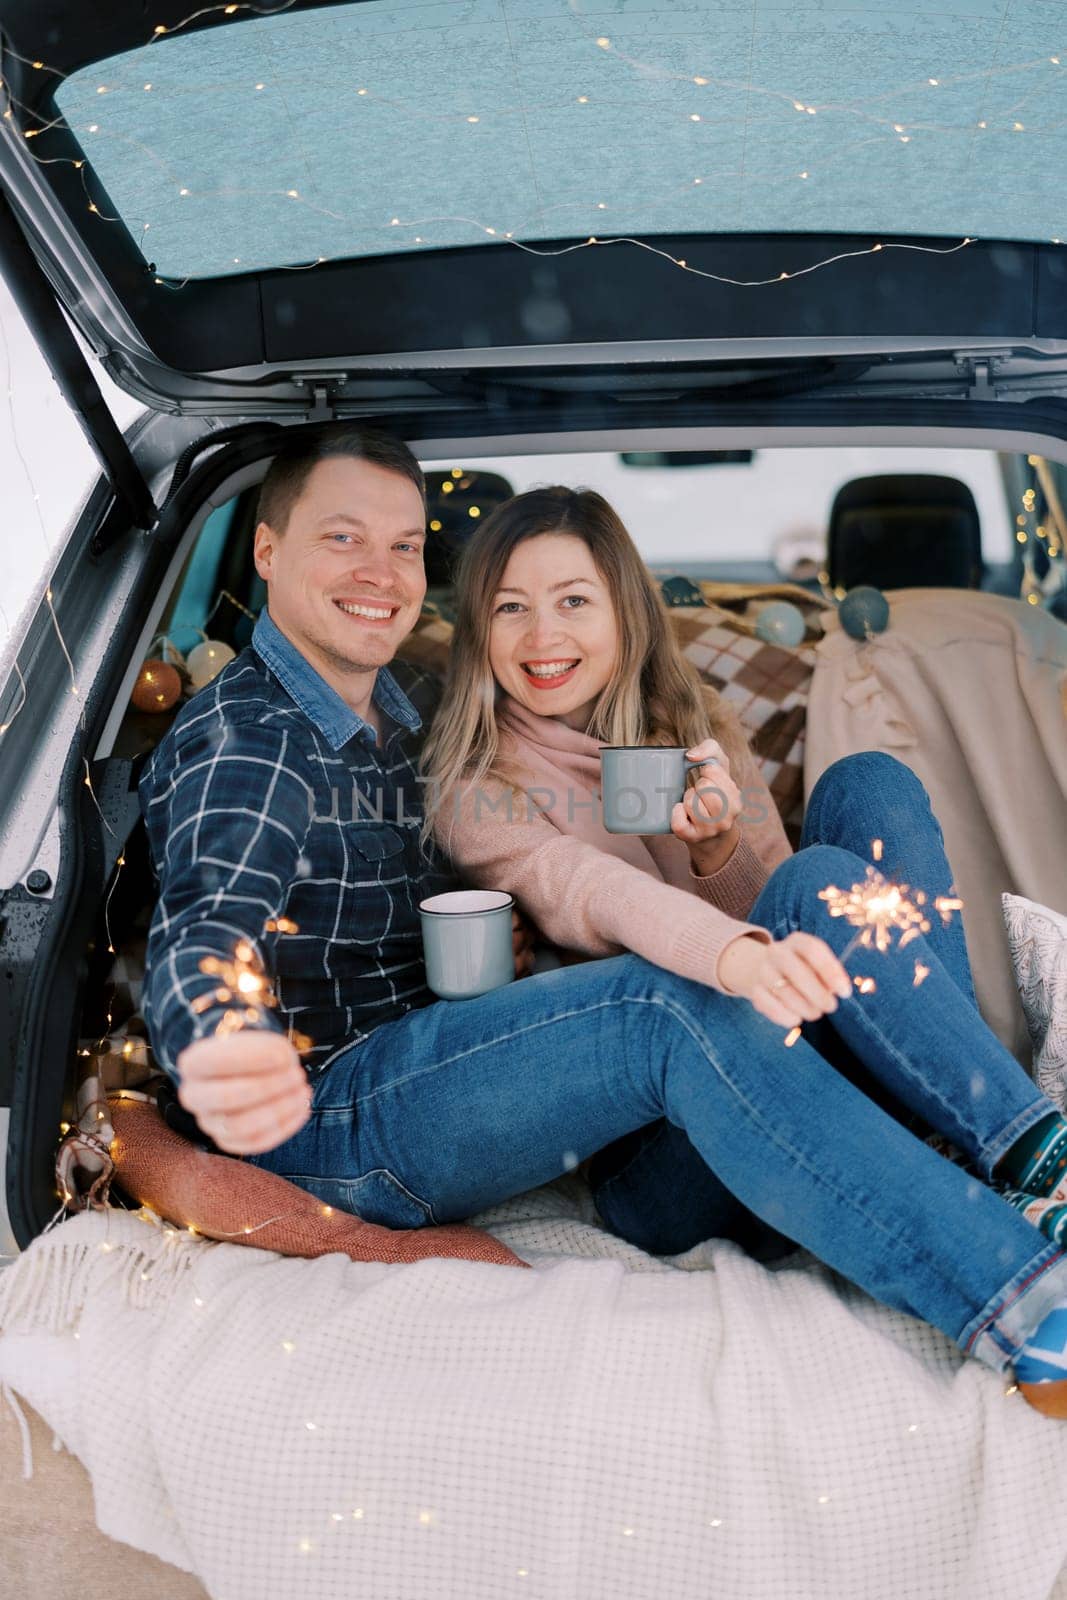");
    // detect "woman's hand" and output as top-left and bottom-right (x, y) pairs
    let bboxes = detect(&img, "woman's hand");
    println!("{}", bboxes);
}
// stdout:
(718, 931), (852, 1029)
(671, 739), (742, 875)
(176, 1030), (312, 1155)
(512, 908), (537, 978)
